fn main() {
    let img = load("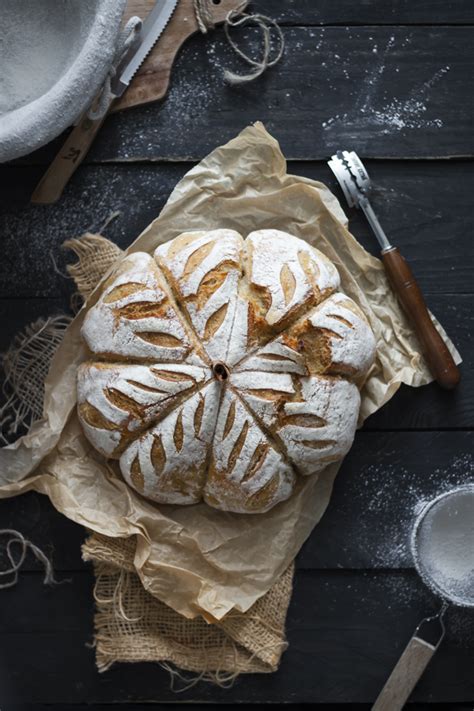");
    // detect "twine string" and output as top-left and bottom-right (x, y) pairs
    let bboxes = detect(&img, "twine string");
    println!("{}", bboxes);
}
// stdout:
(0, 529), (56, 590)
(194, 0), (215, 34)
(88, 2), (284, 118)
(194, 0), (285, 85)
